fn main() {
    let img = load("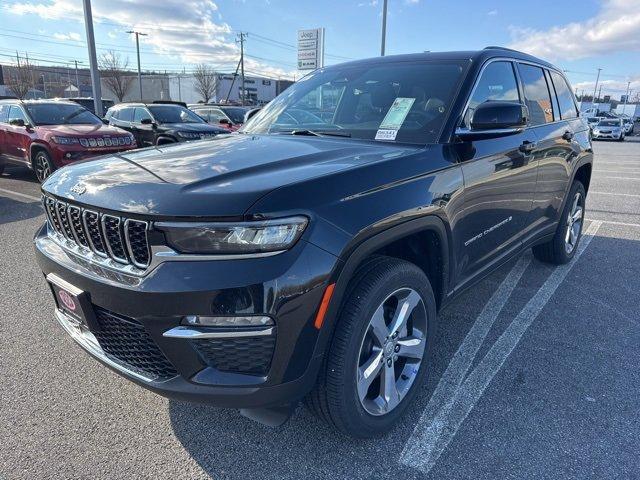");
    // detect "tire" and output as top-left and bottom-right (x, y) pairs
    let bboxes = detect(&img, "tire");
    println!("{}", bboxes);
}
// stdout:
(0, 163), (5, 175)
(306, 256), (436, 438)
(156, 137), (176, 146)
(33, 149), (55, 183)
(532, 180), (586, 265)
